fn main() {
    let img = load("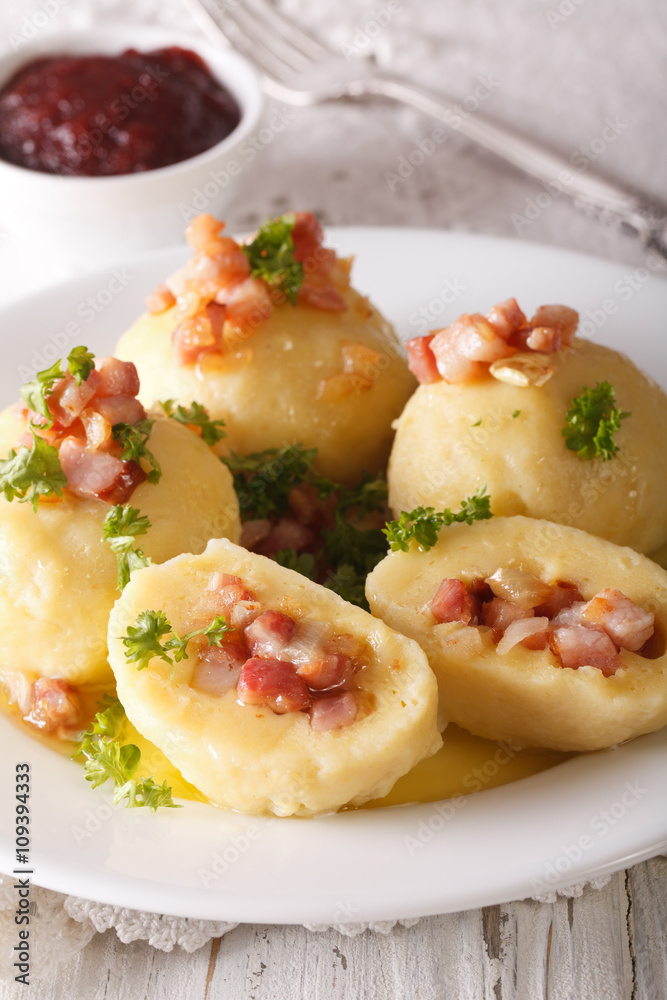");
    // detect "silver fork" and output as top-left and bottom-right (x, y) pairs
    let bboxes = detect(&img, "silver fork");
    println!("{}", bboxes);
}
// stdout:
(182, 0), (667, 261)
